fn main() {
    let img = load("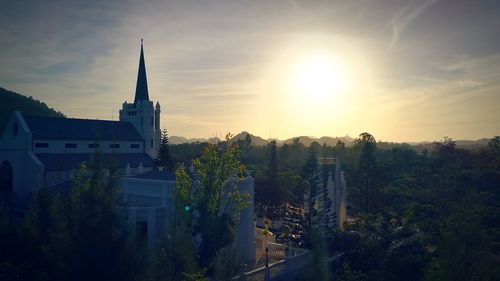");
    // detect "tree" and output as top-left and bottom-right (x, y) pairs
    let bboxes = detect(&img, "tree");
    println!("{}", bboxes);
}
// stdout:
(175, 134), (249, 271)
(302, 145), (322, 230)
(355, 132), (380, 214)
(266, 140), (280, 205)
(156, 129), (173, 170)
(10, 162), (140, 281)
